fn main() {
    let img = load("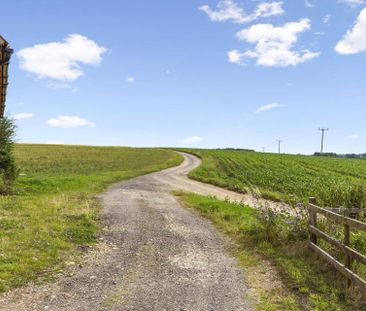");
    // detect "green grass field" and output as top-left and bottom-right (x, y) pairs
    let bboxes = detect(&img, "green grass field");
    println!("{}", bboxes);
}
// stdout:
(0, 144), (182, 292)
(183, 149), (366, 208)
